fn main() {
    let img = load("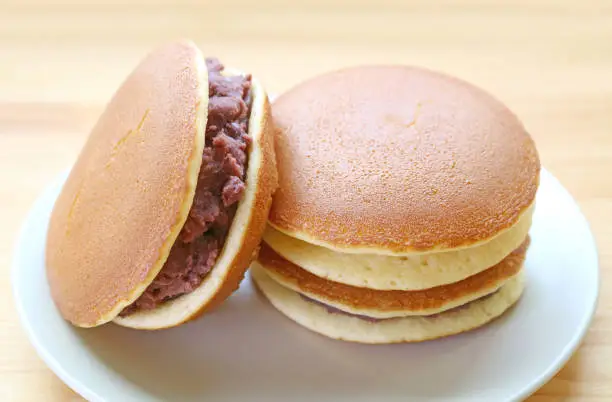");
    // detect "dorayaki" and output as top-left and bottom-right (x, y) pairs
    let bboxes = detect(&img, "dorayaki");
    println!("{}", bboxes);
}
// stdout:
(46, 40), (278, 330)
